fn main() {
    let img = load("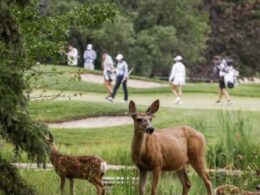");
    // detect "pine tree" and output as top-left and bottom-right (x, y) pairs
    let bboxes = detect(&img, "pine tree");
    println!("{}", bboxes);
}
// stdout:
(0, 0), (115, 194)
